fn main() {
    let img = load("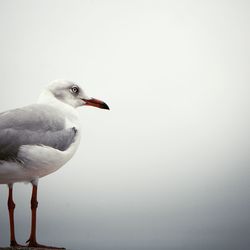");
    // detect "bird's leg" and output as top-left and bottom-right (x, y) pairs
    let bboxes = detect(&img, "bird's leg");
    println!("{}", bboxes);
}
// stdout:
(26, 182), (38, 246)
(26, 181), (65, 249)
(7, 184), (21, 247)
